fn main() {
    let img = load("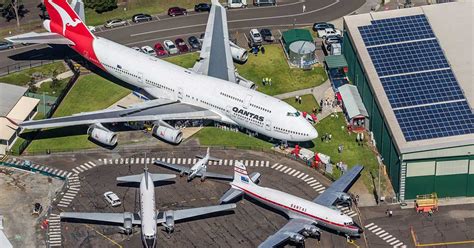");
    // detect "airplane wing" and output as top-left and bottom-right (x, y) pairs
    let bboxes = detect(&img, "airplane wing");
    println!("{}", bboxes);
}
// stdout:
(157, 204), (236, 223)
(192, 0), (236, 83)
(155, 160), (191, 174)
(20, 98), (221, 129)
(202, 171), (233, 181)
(117, 173), (176, 183)
(0, 230), (12, 248)
(312, 165), (364, 207)
(60, 212), (141, 225)
(258, 218), (316, 248)
(5, 32), (75, 45)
